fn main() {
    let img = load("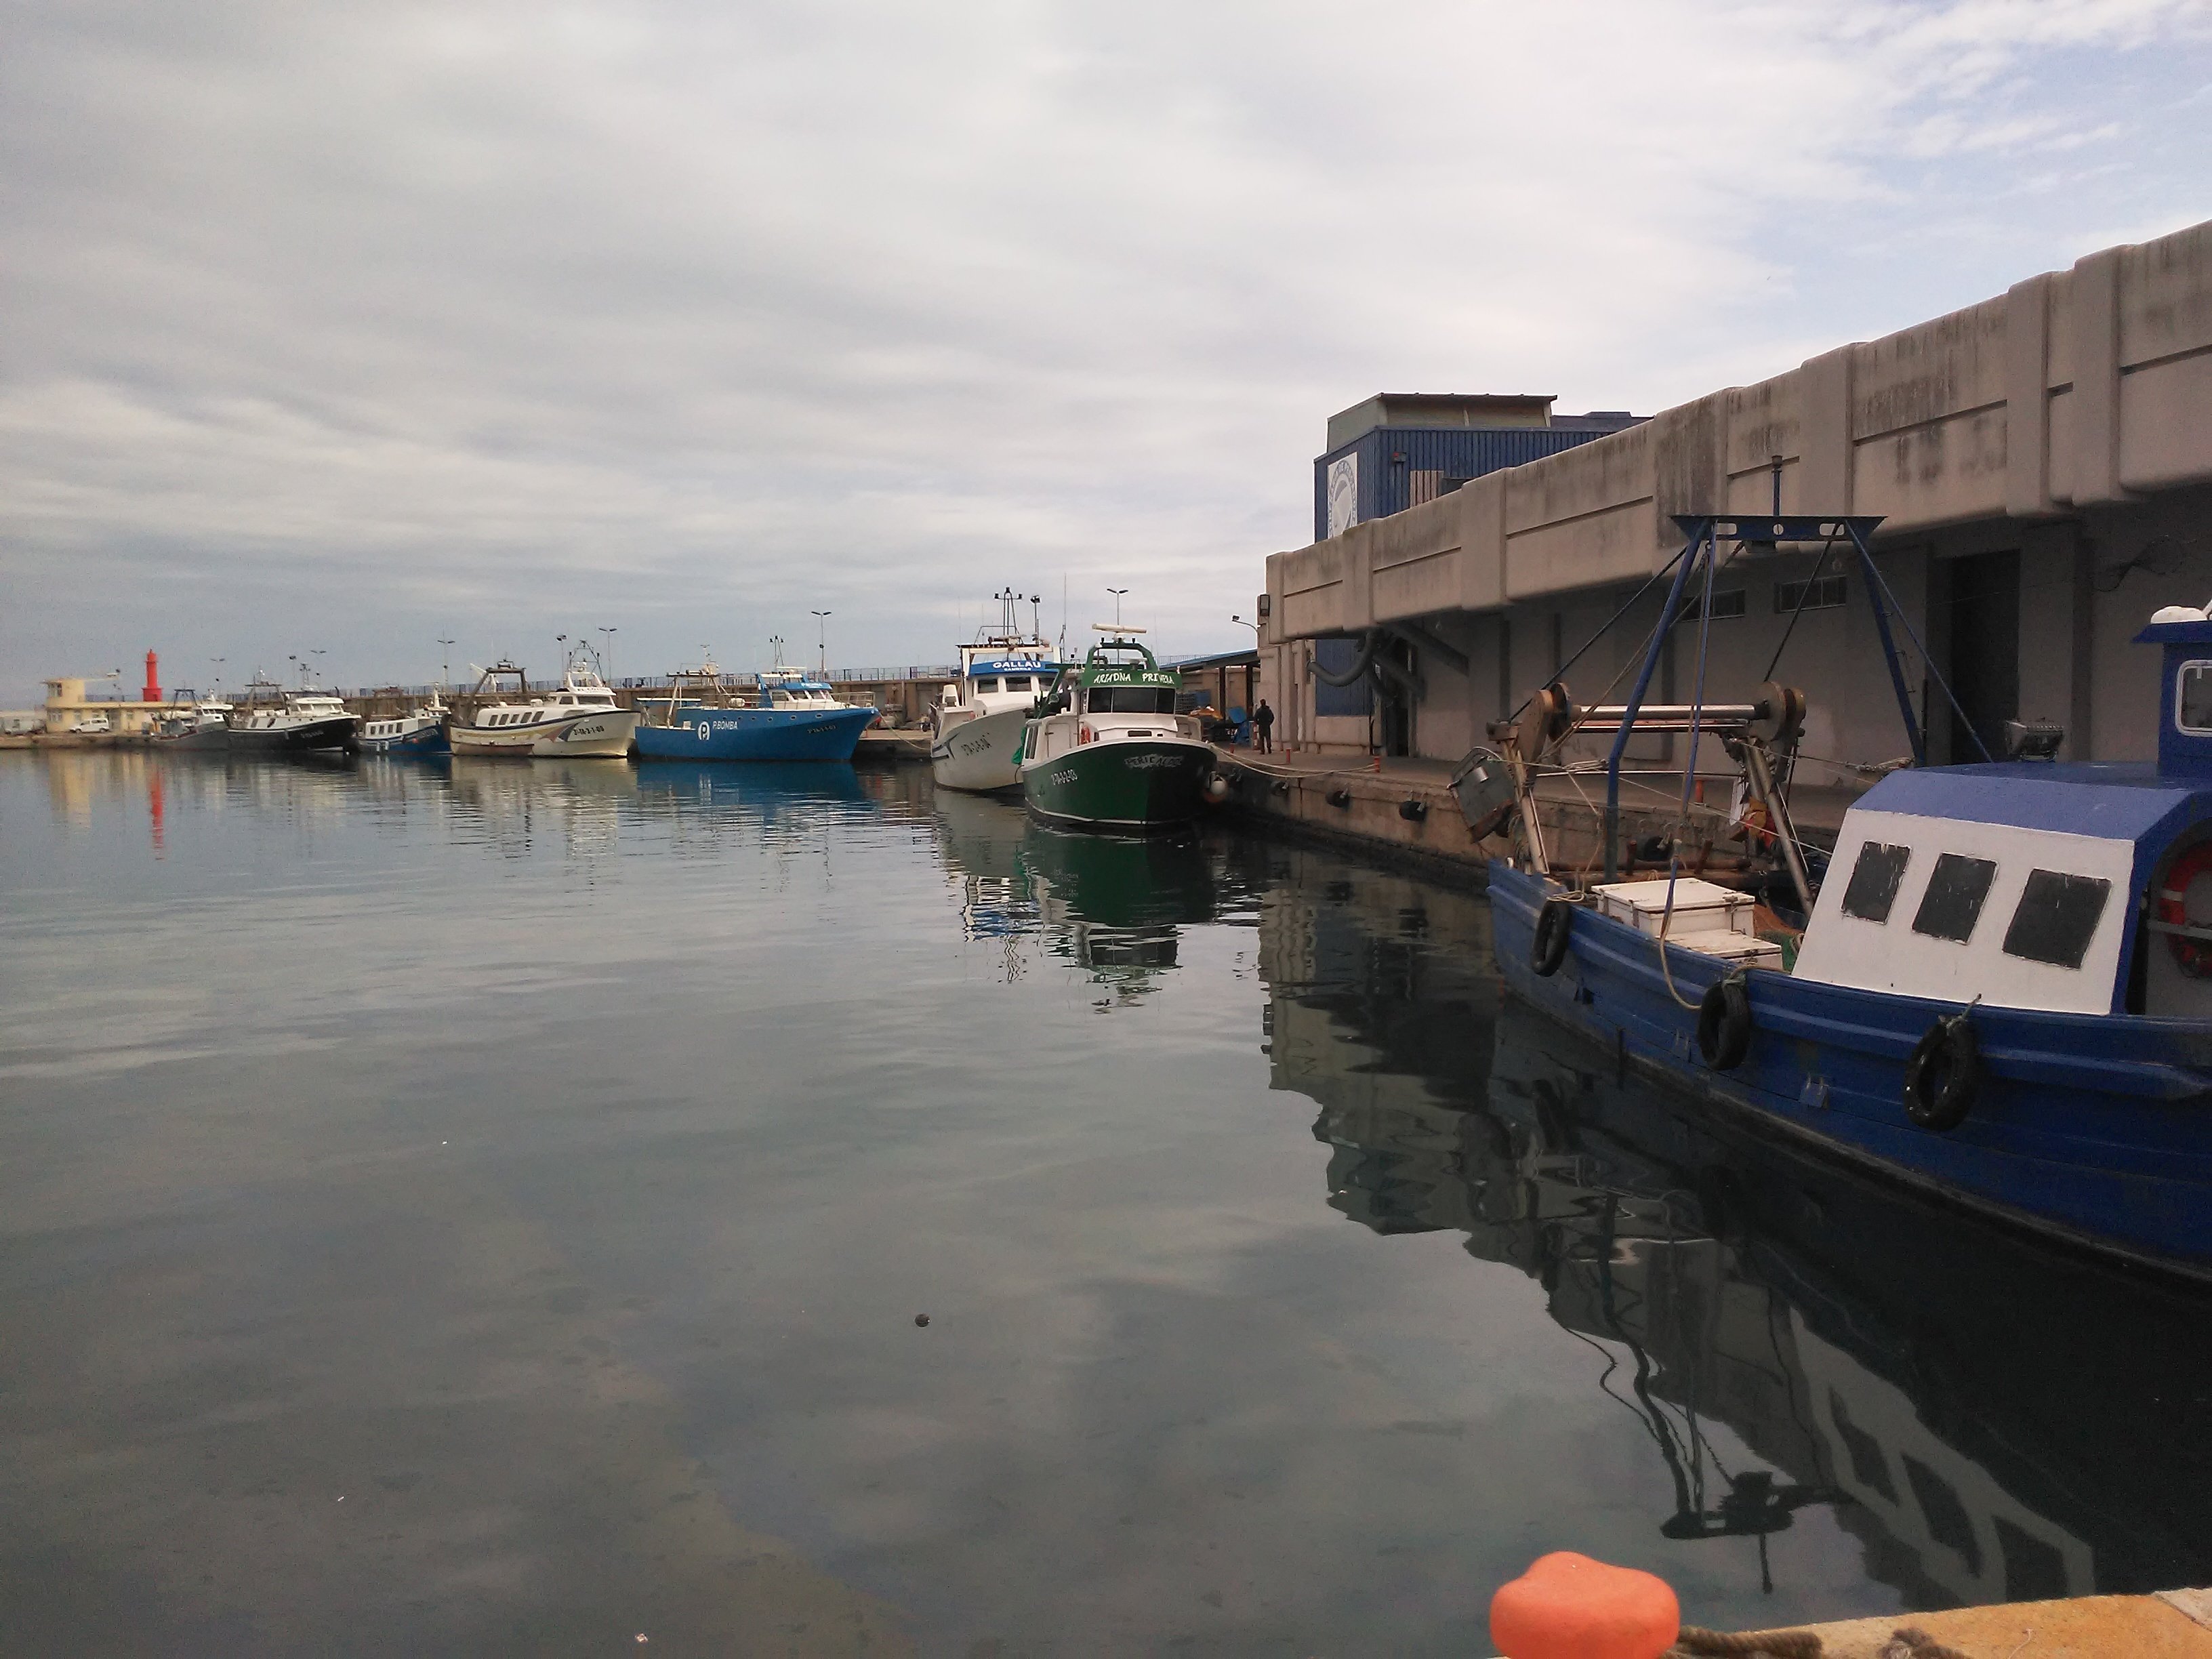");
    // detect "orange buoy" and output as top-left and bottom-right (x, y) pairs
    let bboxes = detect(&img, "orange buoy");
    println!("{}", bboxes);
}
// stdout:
(1490, 1551), (1679, 1659)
